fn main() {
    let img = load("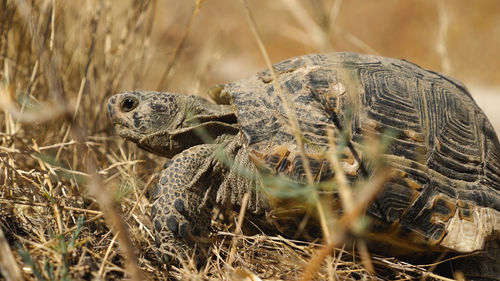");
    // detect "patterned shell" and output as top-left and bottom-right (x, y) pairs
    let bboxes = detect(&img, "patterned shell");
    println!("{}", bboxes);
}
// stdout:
(219, 52), (500, 252)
